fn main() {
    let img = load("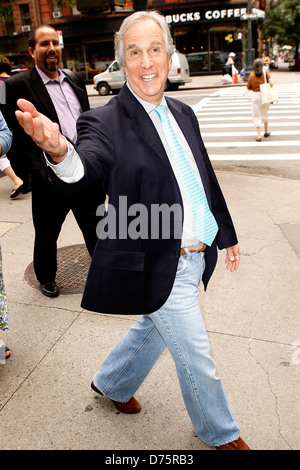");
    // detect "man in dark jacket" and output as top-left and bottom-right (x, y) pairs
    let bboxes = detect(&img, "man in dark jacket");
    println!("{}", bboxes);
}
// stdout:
(4, 25), (104, 297)
(14, 12), (250, 450)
